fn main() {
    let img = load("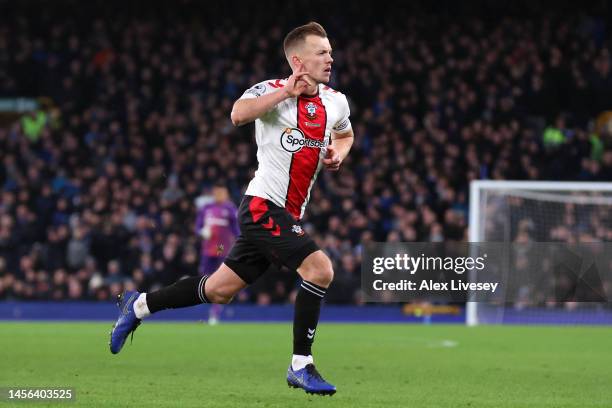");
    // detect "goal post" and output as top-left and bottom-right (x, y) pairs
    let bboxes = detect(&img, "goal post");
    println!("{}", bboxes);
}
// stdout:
(467, 180), (612, 326)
